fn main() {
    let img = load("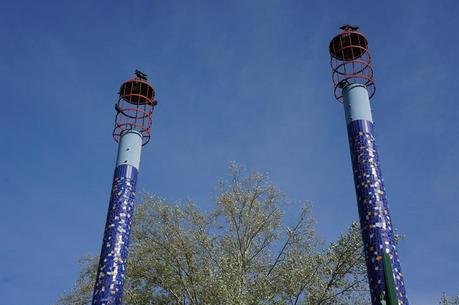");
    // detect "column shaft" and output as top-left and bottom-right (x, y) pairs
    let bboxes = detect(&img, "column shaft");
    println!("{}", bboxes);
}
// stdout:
(93, 130), (142, 305)
(344, 85), (408, 305)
